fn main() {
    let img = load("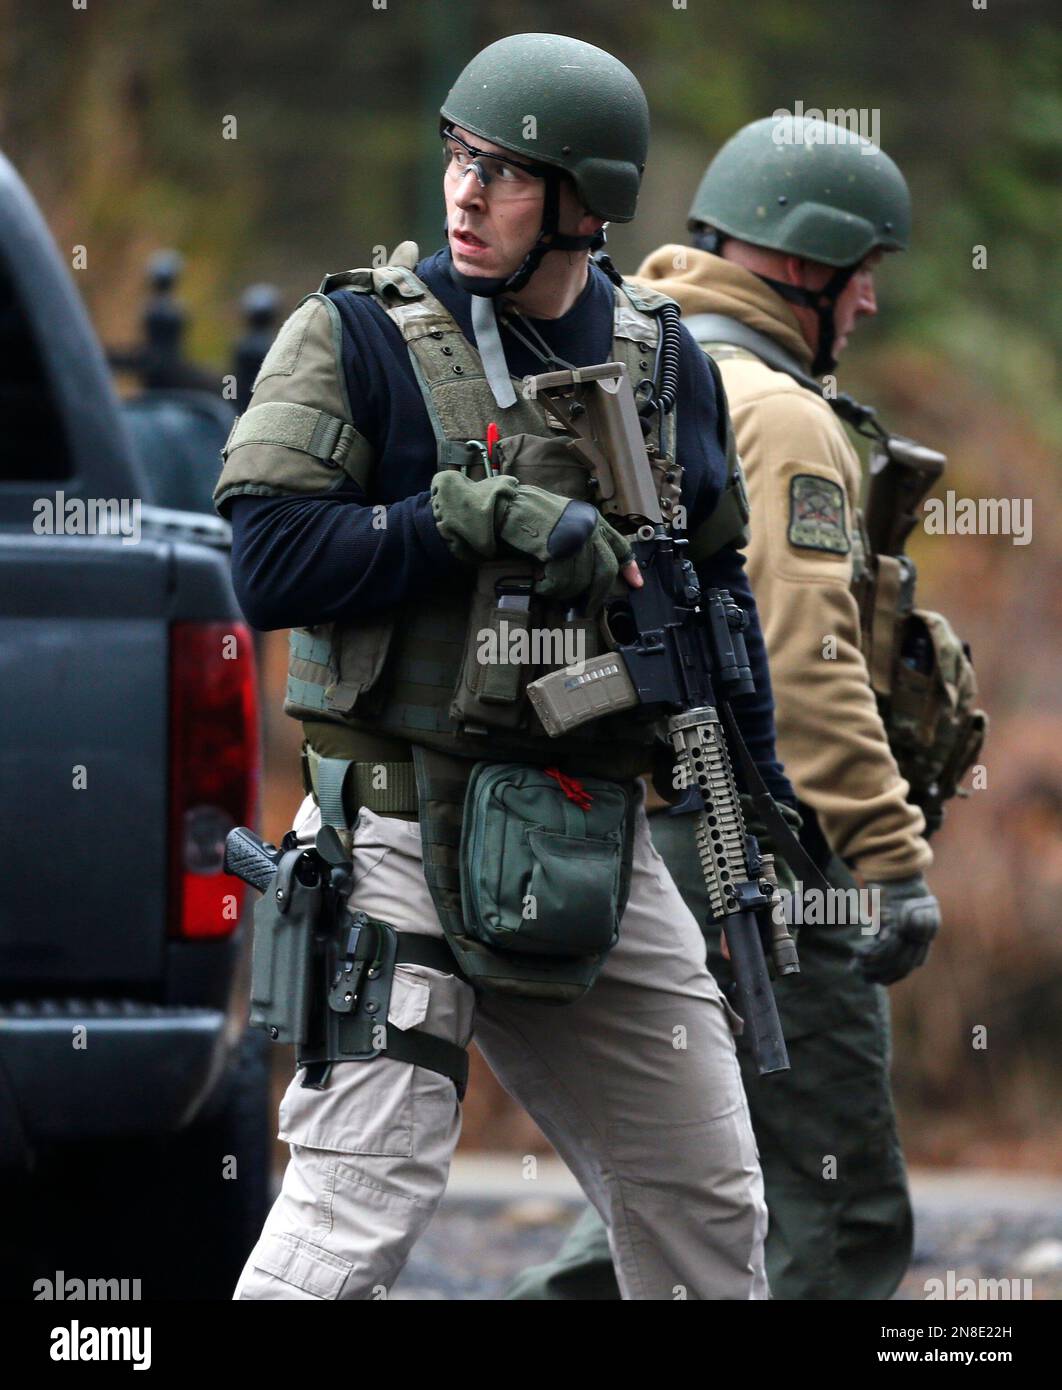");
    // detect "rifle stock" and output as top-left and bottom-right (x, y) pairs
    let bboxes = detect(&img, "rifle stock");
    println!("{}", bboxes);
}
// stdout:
(863, 434), (946, 557)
